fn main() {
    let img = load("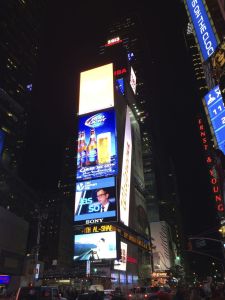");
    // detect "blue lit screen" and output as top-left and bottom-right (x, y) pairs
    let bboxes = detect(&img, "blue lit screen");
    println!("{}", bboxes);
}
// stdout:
(204, 85), (225, 154)
(0, 275), (10, 285)
(0, 130), (5, 156)
(116, 78), (125, 95)
(74, 177), (117, 224)
(186, 0), (218, 60)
